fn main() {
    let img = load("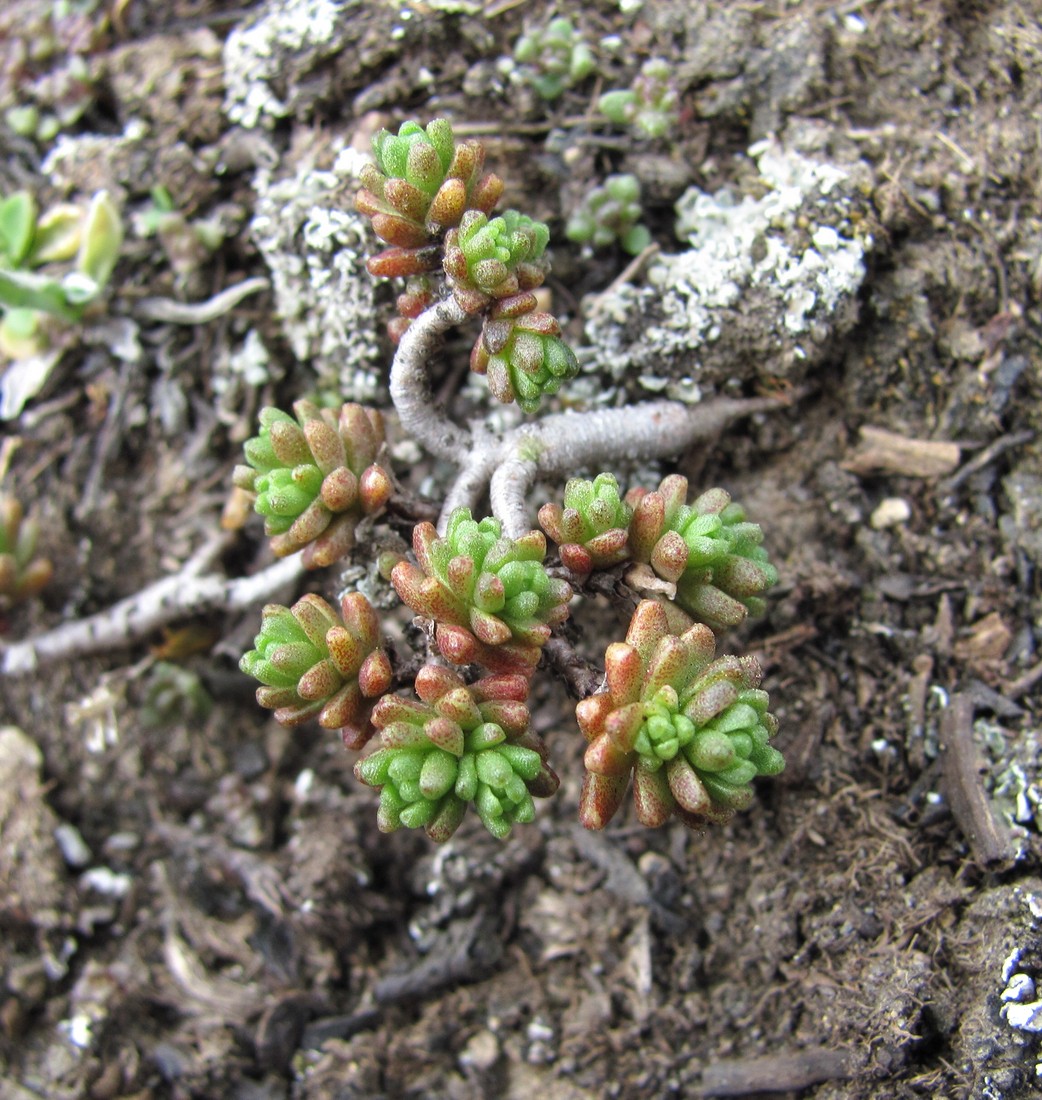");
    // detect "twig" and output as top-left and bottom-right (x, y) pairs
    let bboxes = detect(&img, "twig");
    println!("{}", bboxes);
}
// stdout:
(939, 428), (1034, 494)
(133, 276), (270, 324)
(699, 1047), (854, 1097)
(1, 550), (304, 676)
(542, 634), (604, 699)
(939, 693), (1018, 868)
